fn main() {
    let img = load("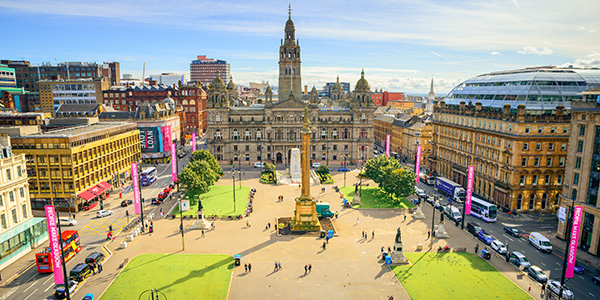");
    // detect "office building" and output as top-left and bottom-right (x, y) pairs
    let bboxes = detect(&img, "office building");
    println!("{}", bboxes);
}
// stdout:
(150, 73), (185, 87)
(39, 77), (110, 115)
(190, 56), (230, 88)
